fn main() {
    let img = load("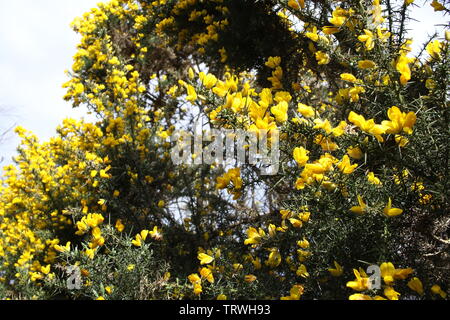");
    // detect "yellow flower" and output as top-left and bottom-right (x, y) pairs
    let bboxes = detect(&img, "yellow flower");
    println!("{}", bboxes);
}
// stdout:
(296, 264), (309, 278)
(96, 296), (105, 300)
(188, 68), (195, 80)
(280, 209), (292, 220)
(350, 195), (366, 215)
(281, 284), (304, 300)
(408, 277), (424, 295)
(348, 111), (387, 142)
(315, 51), (330, 65)
(346, 269), (370, 291)
(271, 101), (289, 123)
(200, 267), (214, 283)
(426, 39), (442, 60)
(384, 286), (400, 300)
(244, 274), (257, 282)
(131, 236), (142, 247)
(233, 263), (243, 272)
(90, 237), (103, 250)
(266, 249), (281, 268)
(39, 265), (50, 275)
(349, 294), (373, 300)
(293, 147), (309, 167)
(127, 264), (135, 271)
(313, 134), (338, 152)
(297, 249), (311, 262)
(85, 248), (95, 260)
(382, 106), (416, 135)
(305, 29), (320, 43)
(74, 83), (85, 95)
(431, 285), (447, 299)
(380, 262), (413, 284)
(297, 103), (315, 118)
(201, 73), (218, 89)
(198, 253), (214, 265)
(188, 273), (201, 284)
(367, 172), (381, 185)
(358, 60), (376, 69)
(287, 0), (305, 10)
(217, 294), (227, 300)
(395, 54), (413, 85)
(358, 29), (374, 50)
(383, 198), (403, 217)
(297, 238), (310, 249)
(265, 56), (281, 68)
(244, 227), (265, 245)
(99, 168), (110, 179)
(340, 73), (358, 83)
(132, 230), (149, 247)
(431, 0), (445, 11)
(149, 226), (163, 240)
(328, 261), (343, 277)
(329, 7), (350, 27)
(322, 26), (340, 35)
(380, 262), (396, 285)
(185, 85), (197, 102)
(54, 241), (71, 253)
(193, 283), (203, 295)
(347, 146), (363, 160)
(289, 218), (303, 228)
(337, 155), (358, 174)
(115, 219), (125, 232)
